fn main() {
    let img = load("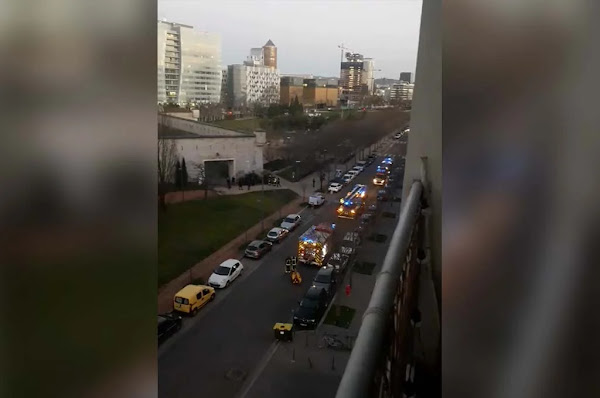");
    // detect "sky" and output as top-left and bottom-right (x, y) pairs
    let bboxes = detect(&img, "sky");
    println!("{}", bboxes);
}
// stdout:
(158, 0), (423, 79)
